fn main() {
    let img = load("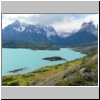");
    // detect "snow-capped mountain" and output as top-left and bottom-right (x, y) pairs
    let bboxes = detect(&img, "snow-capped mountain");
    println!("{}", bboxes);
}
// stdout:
(12, 20), (28, 32)
(2, 20), (59, 42)
(80, 21), (98, 37)
(58, 21), (98, 38)
(2, 20), (98, 46)
(60, 21), (98, 46)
